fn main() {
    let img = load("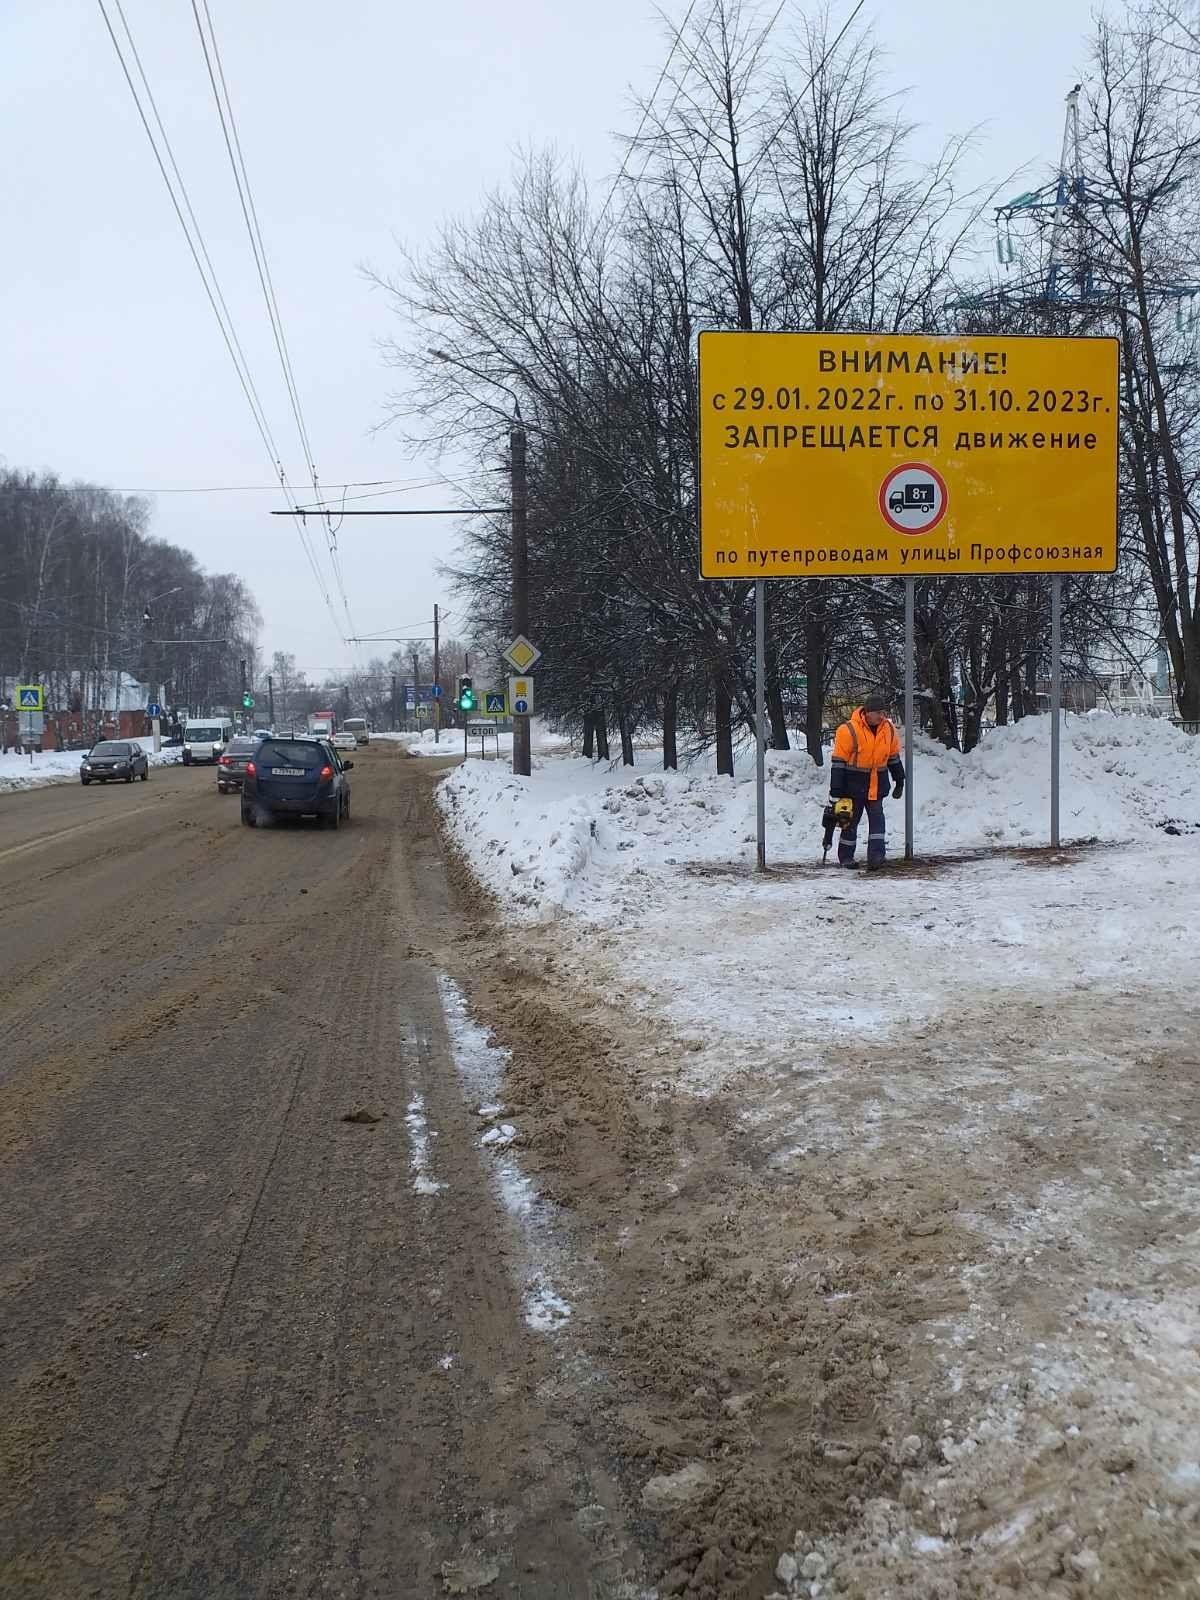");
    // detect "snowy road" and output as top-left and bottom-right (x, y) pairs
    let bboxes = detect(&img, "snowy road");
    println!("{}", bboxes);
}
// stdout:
(0, 750), (644, 1599)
